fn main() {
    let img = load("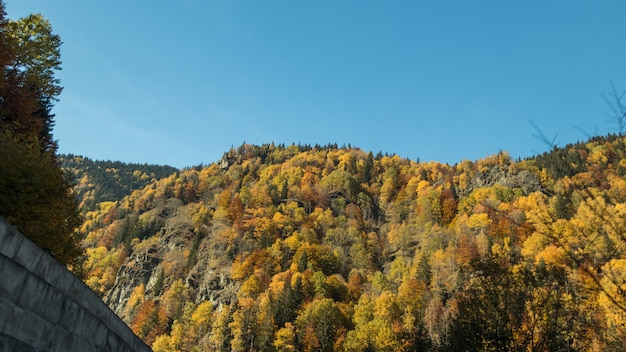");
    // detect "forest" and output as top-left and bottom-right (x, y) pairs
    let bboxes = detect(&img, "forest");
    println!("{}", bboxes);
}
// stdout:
(2, 2), (626, 351)
(73, 136), (626, 351)
(60, 154), (178, 213)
